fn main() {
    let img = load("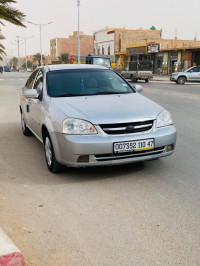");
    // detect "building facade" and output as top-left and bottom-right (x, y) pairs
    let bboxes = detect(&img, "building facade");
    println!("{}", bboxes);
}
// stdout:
(93, 27), (115, 62)
(50, 31), (94, 63)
